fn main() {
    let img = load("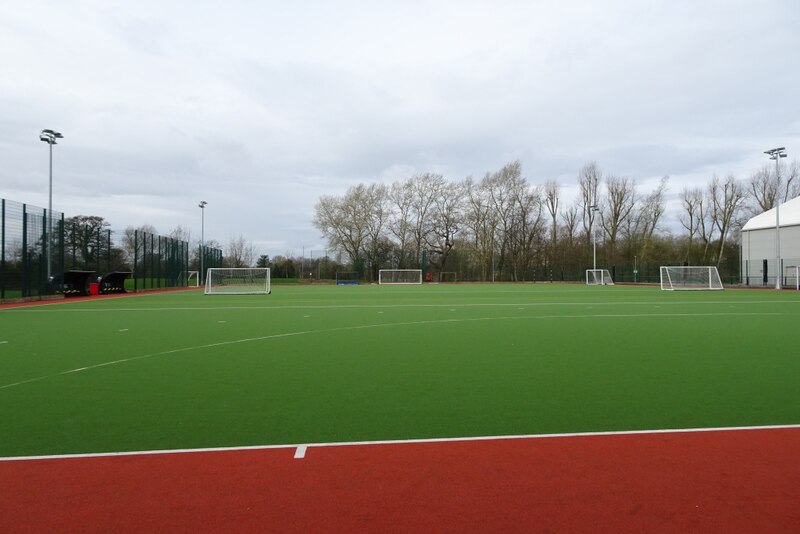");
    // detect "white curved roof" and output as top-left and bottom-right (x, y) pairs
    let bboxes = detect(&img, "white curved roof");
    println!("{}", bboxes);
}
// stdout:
(742, 195), (800, 231)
